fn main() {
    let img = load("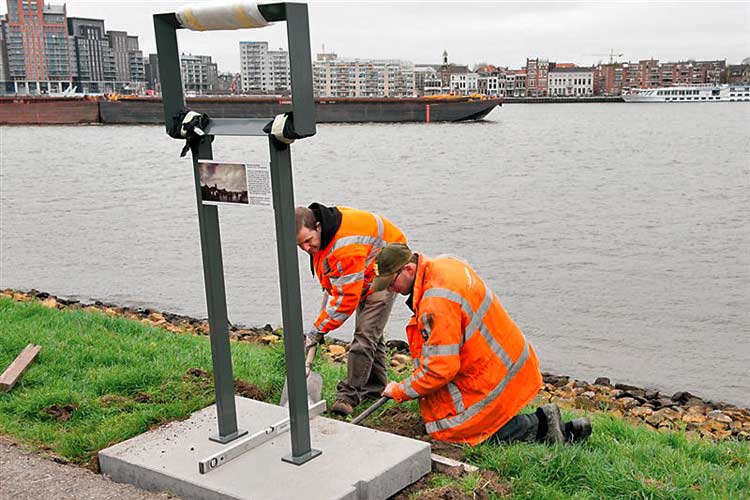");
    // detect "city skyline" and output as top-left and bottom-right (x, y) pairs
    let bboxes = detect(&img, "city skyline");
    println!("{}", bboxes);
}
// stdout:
(2, 1), (747, 73)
